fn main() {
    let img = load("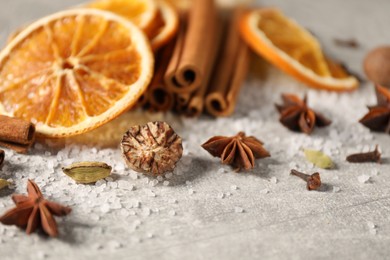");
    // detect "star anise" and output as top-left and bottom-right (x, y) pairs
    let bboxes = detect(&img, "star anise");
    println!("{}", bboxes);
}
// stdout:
(0, 180), (71, 237)
(201, 132), (270, 171)
(360, 85), (390, 133)
(275, 94), (332, 134)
